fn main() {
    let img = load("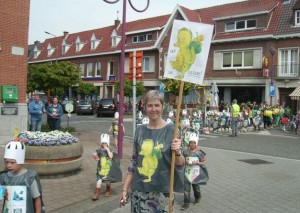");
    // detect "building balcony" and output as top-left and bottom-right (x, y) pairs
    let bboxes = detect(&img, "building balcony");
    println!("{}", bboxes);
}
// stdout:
(274, 64), (300, 79)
